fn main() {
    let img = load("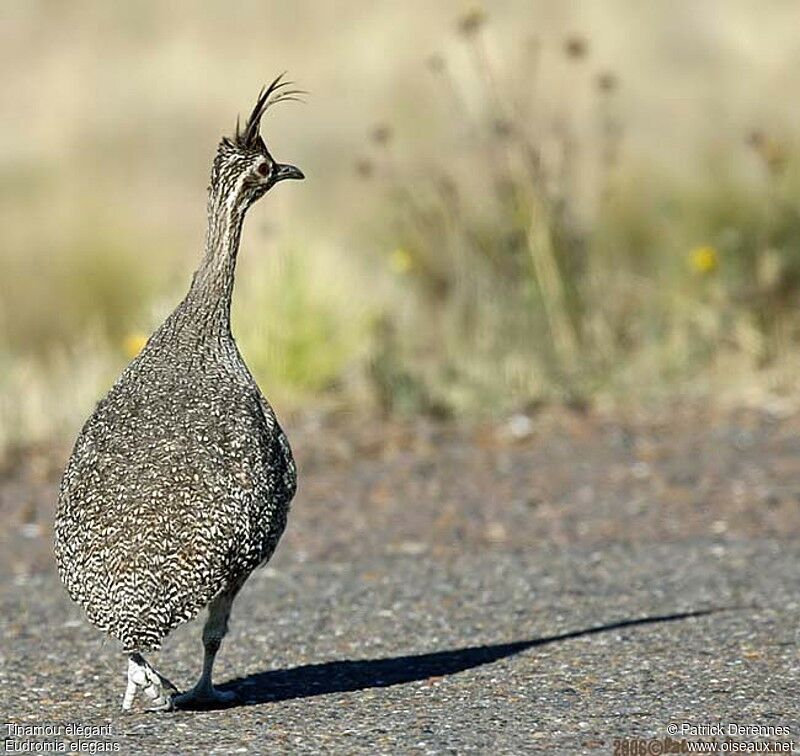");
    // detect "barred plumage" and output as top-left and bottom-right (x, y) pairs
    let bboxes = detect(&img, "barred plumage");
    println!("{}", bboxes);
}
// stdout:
(53, 80), (304, 710)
